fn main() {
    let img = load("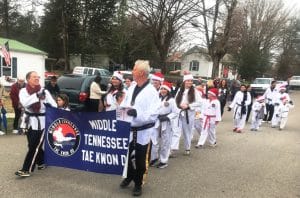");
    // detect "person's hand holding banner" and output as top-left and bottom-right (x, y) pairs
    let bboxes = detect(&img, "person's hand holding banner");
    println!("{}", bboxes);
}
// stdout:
(127, 109), (137, 117)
